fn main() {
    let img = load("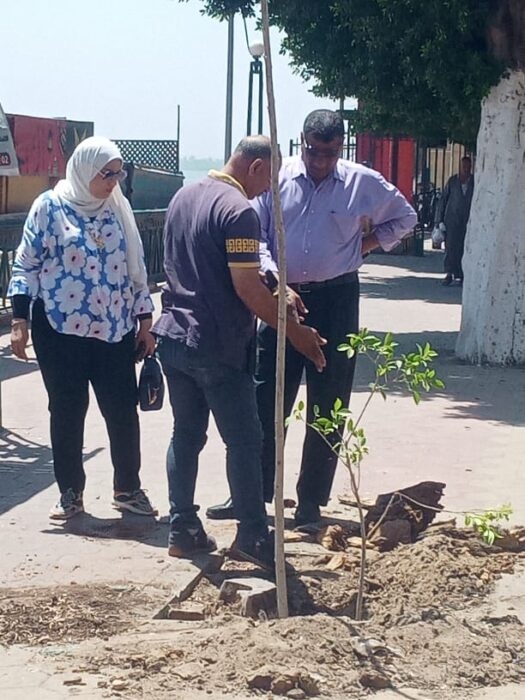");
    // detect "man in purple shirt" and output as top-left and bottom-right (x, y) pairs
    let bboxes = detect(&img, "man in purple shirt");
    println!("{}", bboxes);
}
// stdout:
(207, 111), (416, 527)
